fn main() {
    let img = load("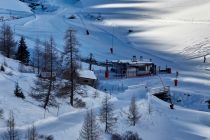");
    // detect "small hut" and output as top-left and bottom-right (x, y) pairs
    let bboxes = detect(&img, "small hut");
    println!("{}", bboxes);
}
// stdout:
(78, 70), (97, 87)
